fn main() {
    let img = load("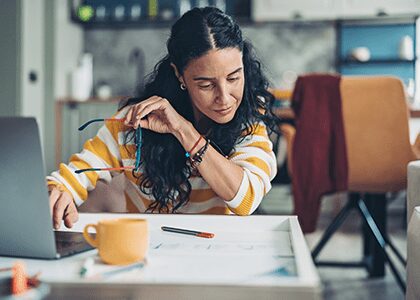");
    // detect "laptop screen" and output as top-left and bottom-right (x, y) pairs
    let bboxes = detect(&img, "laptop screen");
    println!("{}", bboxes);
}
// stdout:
(0, 117), (57, 258)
